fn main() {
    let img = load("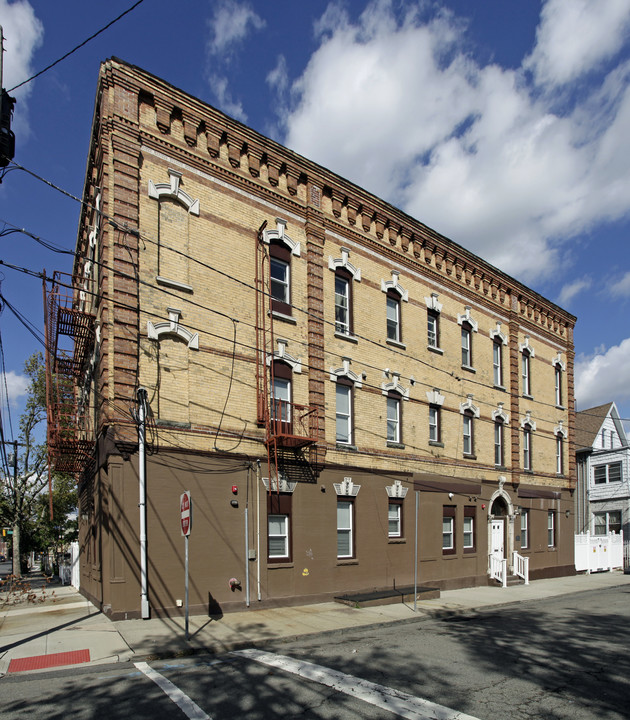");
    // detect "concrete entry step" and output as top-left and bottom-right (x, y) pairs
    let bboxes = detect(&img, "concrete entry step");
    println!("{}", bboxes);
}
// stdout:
(334, 585), (440, 608)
